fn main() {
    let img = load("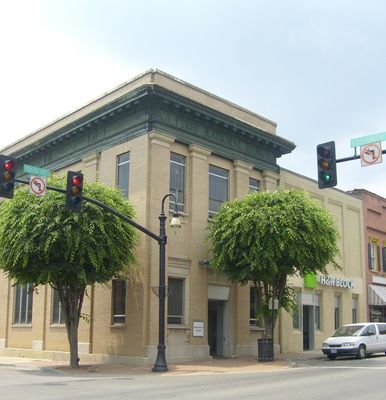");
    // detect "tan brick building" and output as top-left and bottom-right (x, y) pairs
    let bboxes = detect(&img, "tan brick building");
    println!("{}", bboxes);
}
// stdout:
(348, 189), (386, 322)
(0, 70), (366, 364)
